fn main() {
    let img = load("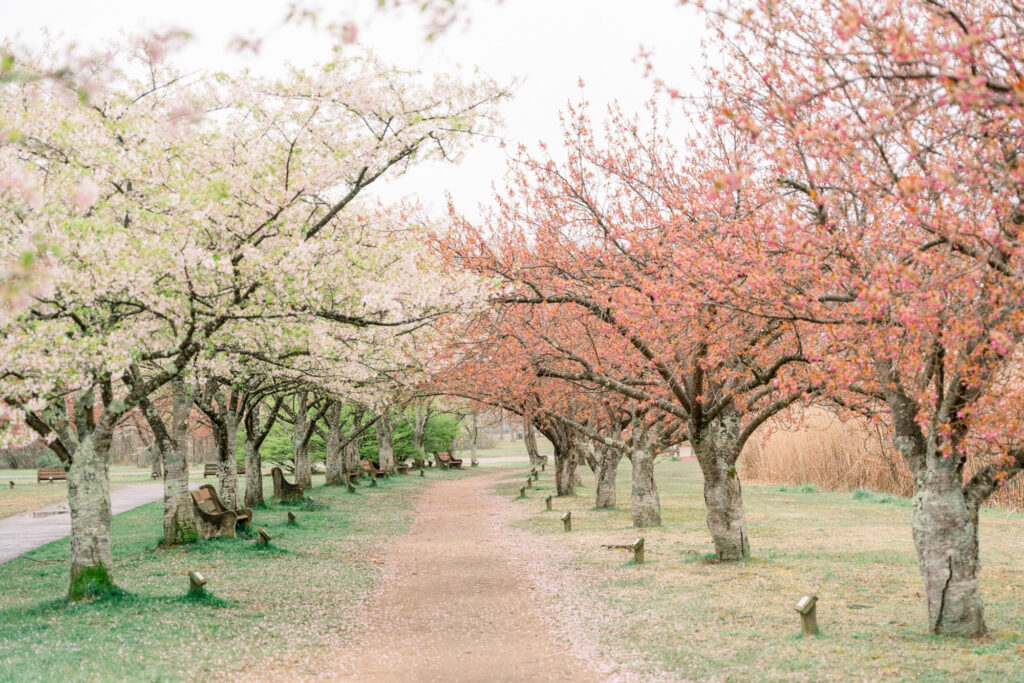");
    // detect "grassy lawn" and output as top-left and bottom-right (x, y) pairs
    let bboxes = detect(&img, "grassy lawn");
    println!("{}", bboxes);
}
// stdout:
(498, 459), (1024, 681)
(470, 435), (553, 460)
(0, 468), (478, 682)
